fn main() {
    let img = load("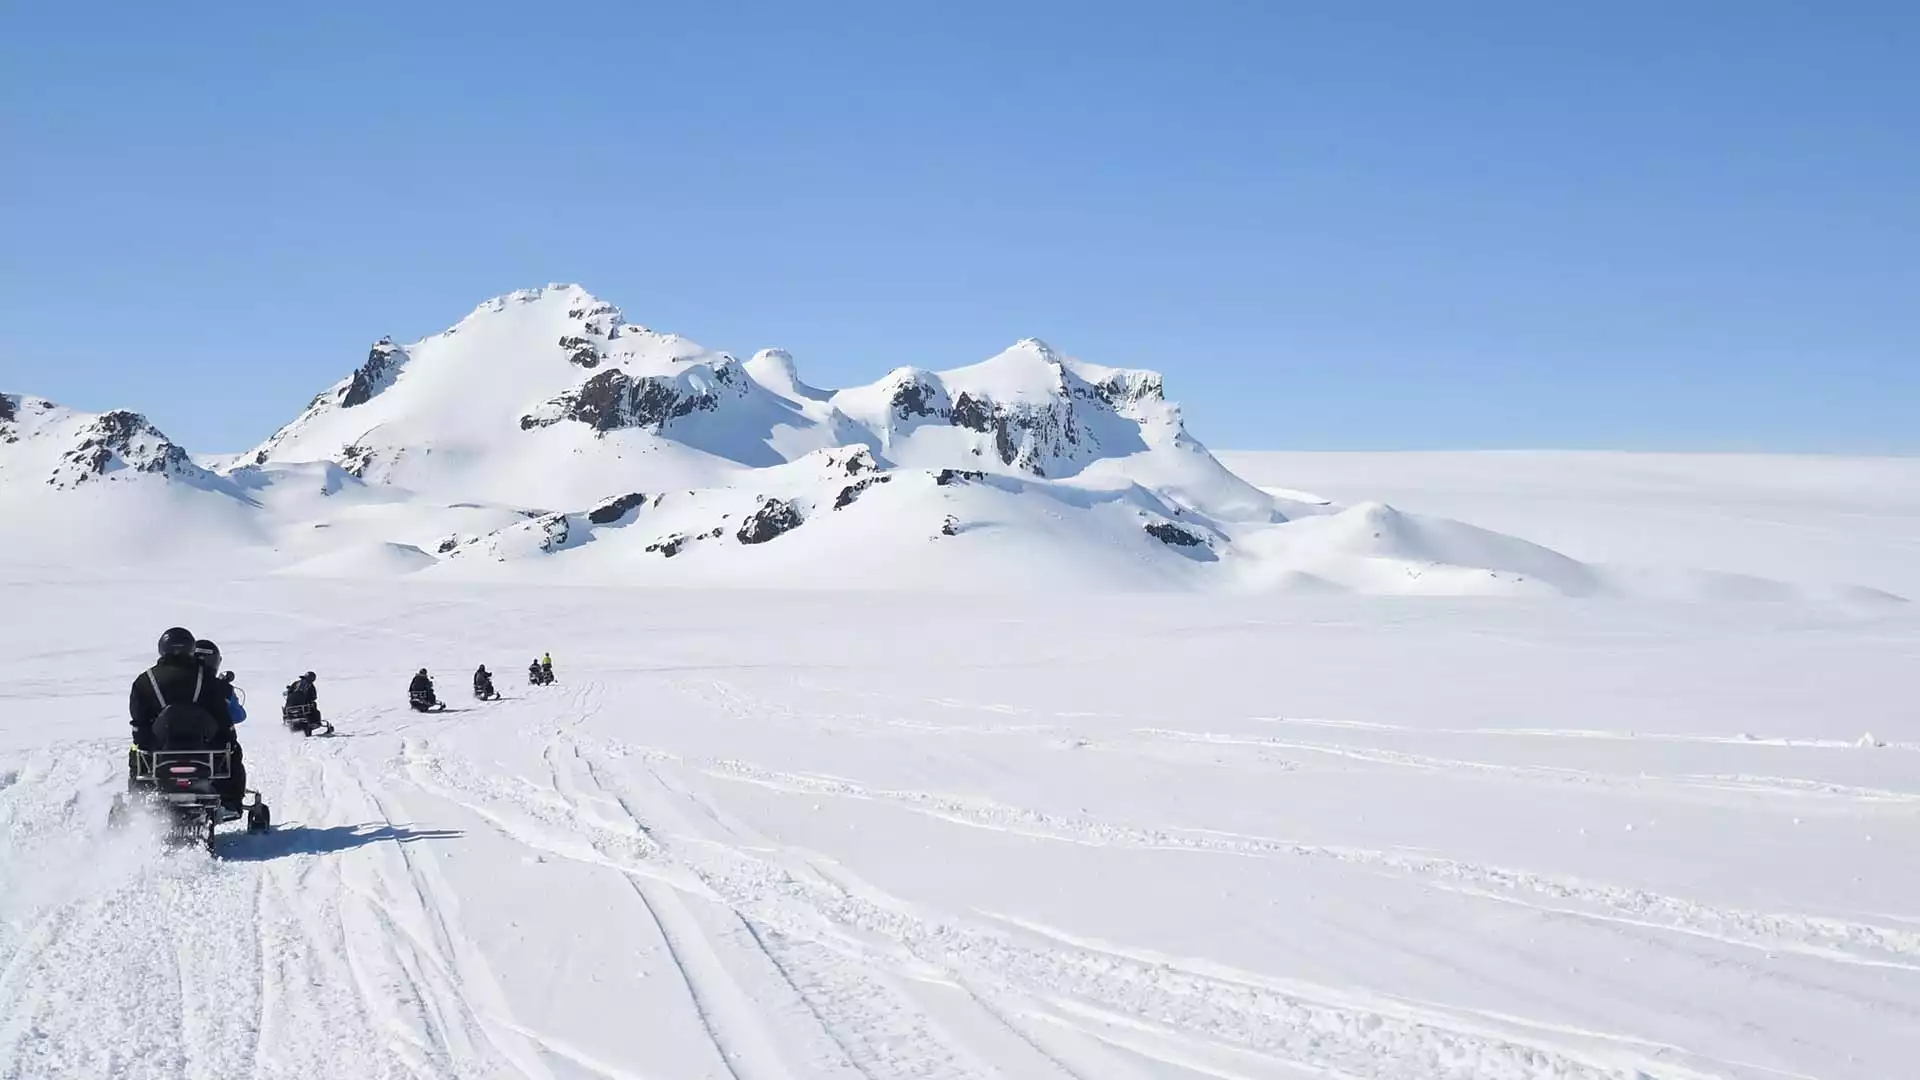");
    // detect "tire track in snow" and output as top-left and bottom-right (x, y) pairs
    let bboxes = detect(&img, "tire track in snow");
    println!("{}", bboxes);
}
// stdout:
(543, 739), (802, 1080)
(402, 739), (1010, 1080)
(687, 753), (1920, 974)
(400, 735), (1728, 1080)
(1129, 728), (1920, 804)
